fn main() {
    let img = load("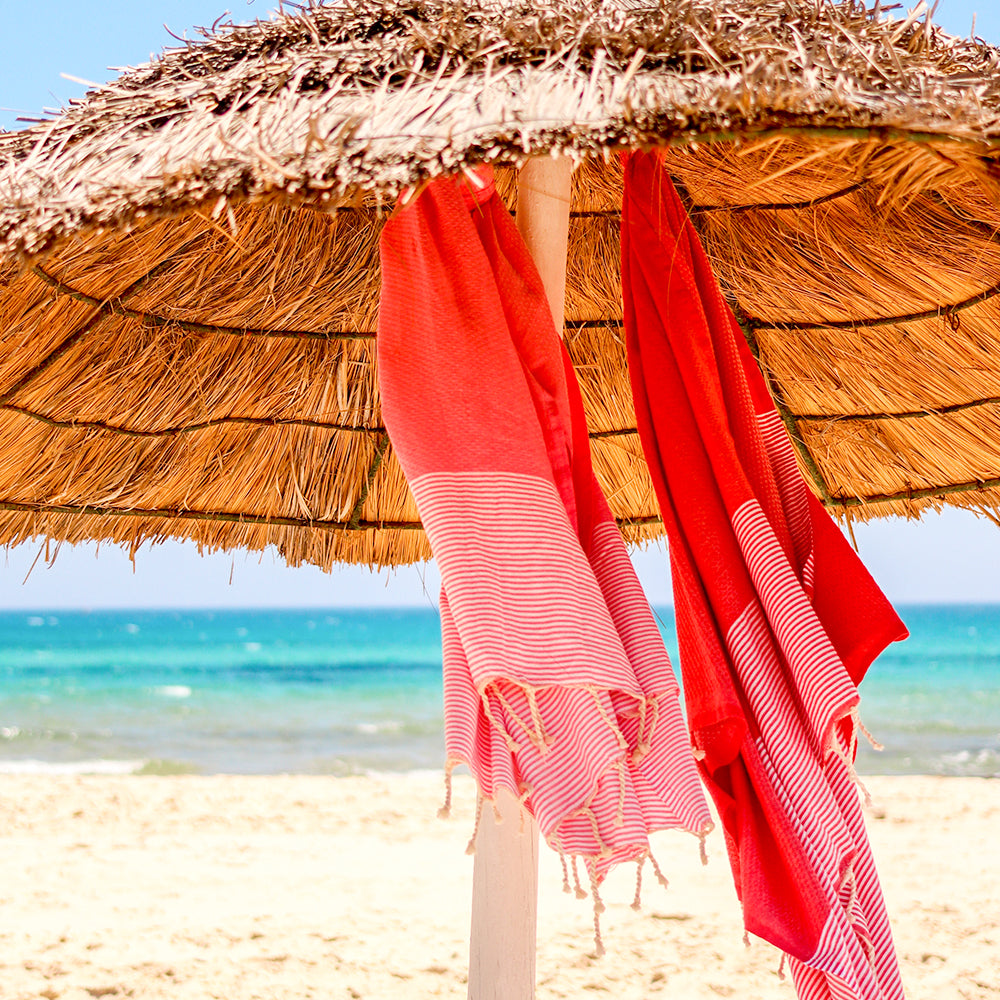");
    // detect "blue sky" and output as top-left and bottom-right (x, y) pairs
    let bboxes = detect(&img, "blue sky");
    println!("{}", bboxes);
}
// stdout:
(0, 1), (999, 607)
